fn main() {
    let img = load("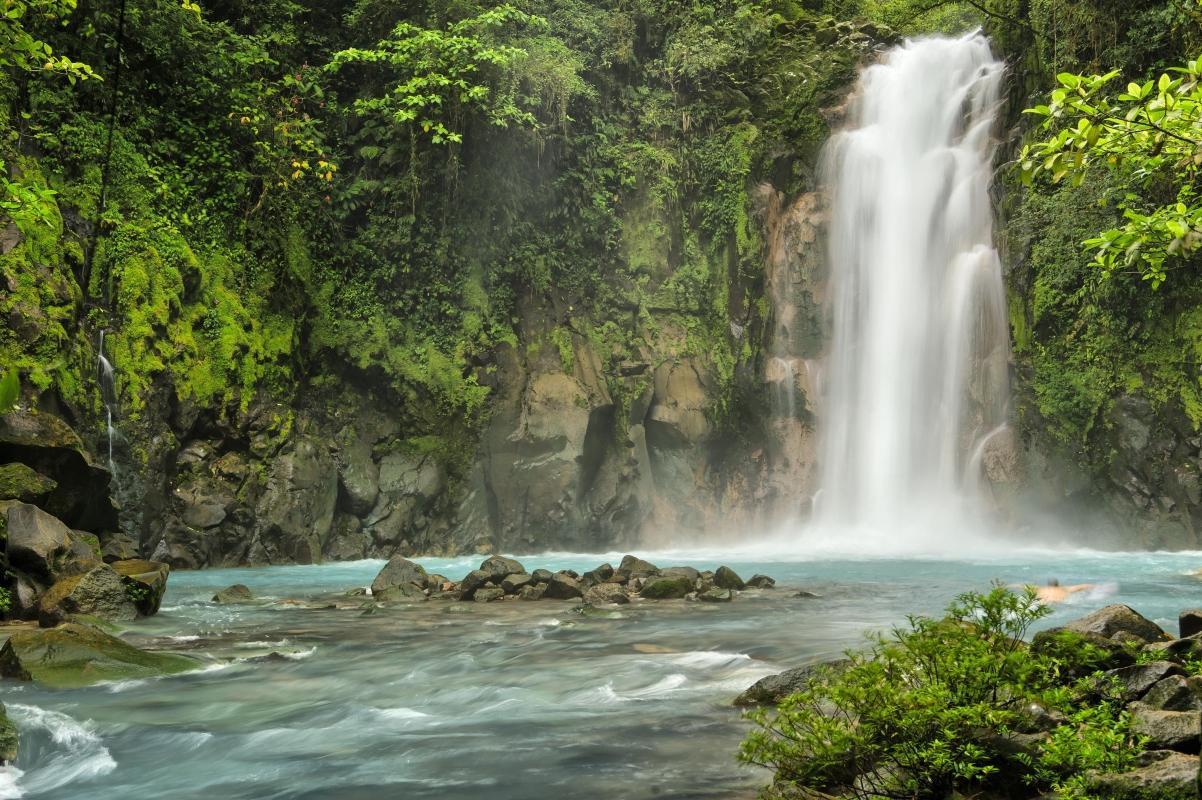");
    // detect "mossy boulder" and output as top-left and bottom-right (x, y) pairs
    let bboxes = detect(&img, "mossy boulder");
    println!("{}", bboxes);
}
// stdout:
(37, 564), (138, 627)
(0, 463), (56, 503)
(212, 583), (254, 604)
(640, 576), (694, 599)
(111, 558), (170, 615)
(0, 623), (201, 688)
